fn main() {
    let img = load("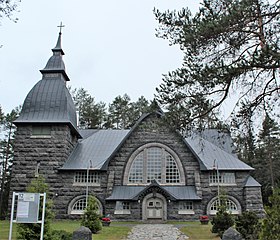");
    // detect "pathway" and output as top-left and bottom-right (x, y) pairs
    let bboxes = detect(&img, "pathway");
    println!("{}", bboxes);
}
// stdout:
(126, 224), (188, 240)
